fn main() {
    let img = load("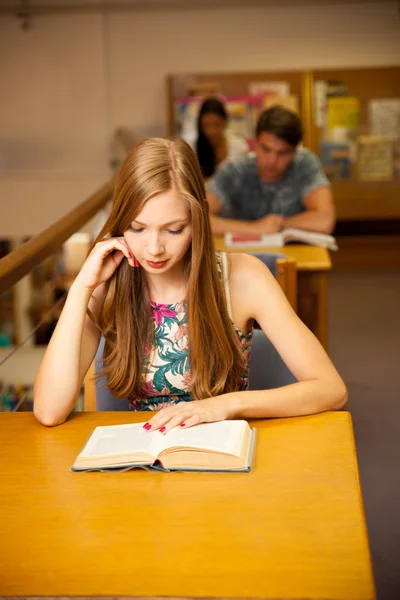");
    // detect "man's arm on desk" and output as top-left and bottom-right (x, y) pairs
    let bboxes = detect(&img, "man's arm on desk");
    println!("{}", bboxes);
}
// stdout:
(207, 190), (284, 234)
(284, 186), (336, 234)
(205, 162), (284, 234)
